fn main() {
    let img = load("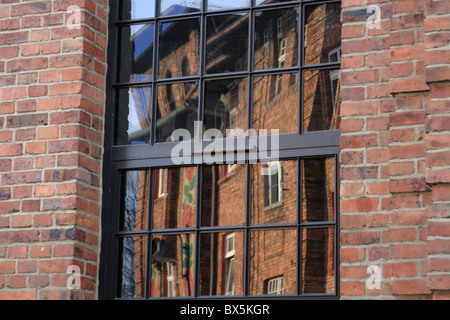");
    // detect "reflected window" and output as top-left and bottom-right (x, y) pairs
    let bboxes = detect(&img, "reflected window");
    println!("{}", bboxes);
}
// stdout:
(267, 276), (284, 295)
(225, 233), (236, 295)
